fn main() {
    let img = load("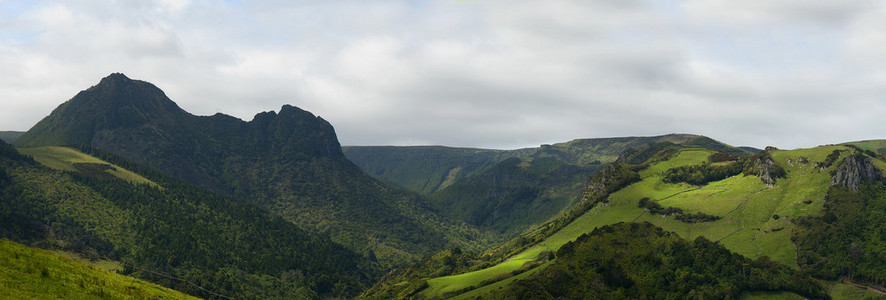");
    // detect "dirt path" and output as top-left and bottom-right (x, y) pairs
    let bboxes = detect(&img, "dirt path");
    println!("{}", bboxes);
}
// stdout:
(843, 278), (886, 295)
